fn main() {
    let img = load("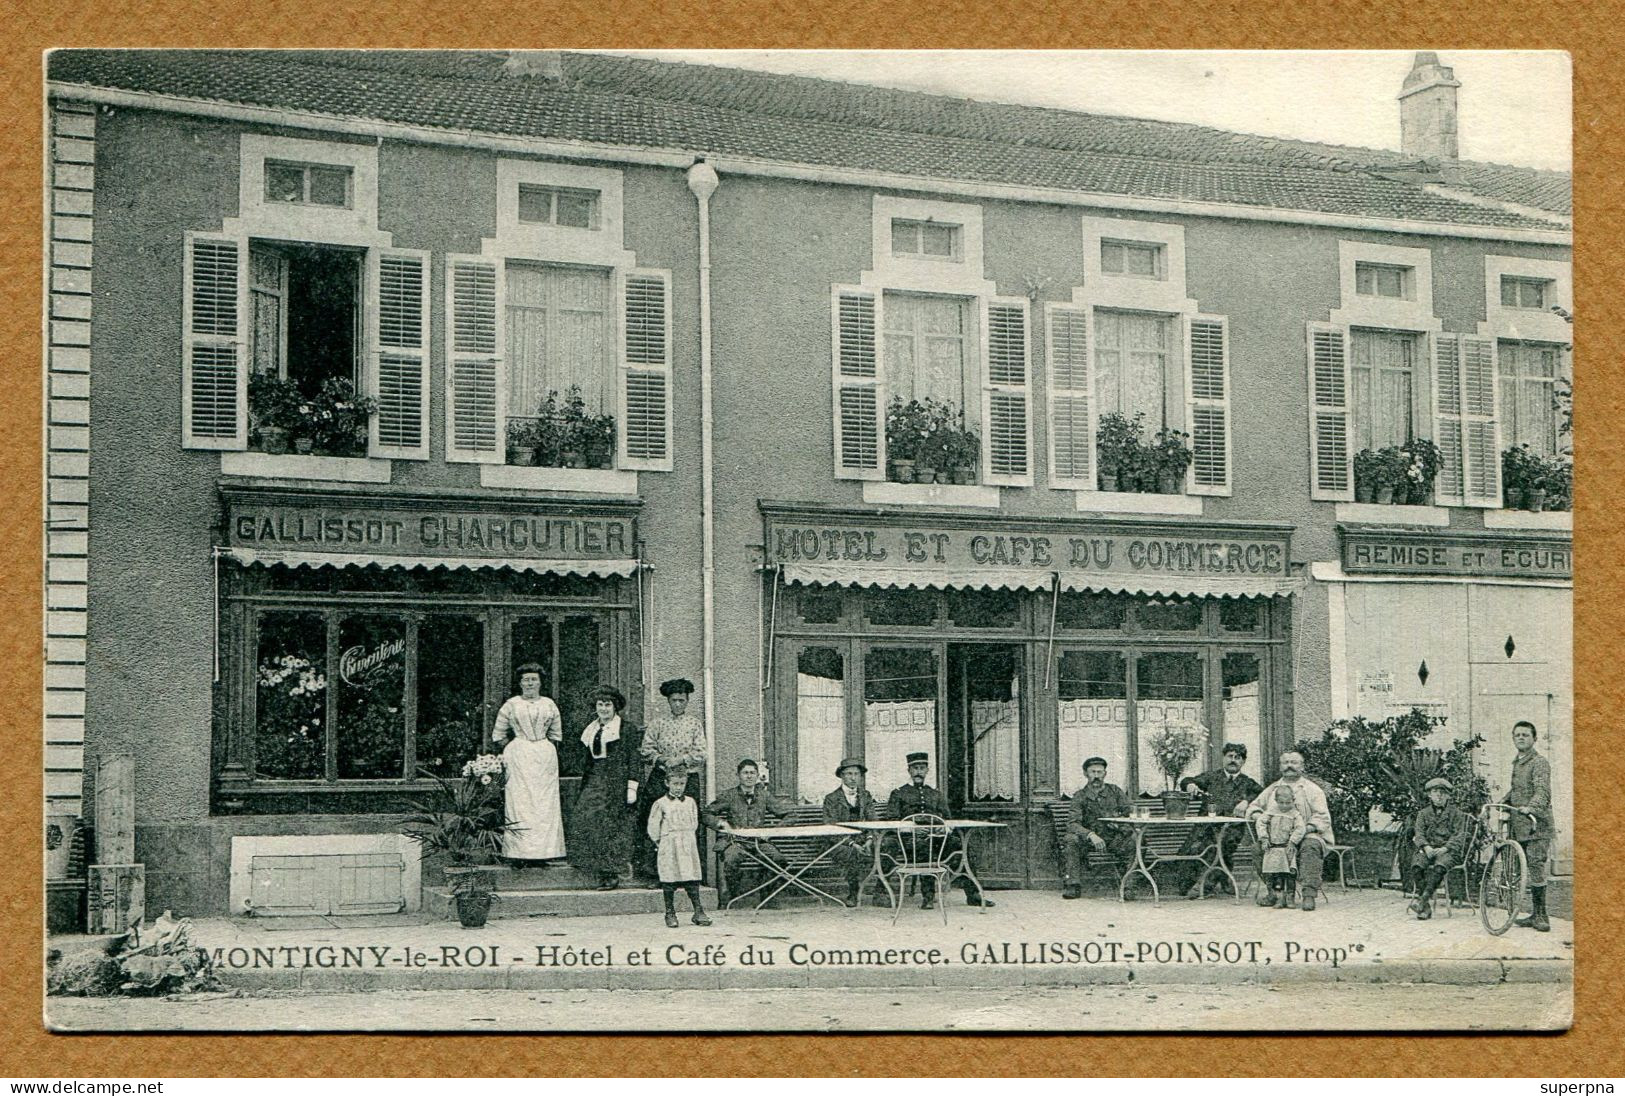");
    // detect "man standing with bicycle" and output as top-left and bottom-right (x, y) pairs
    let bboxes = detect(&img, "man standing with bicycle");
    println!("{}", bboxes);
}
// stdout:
(1505, 720), (1554, 933)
